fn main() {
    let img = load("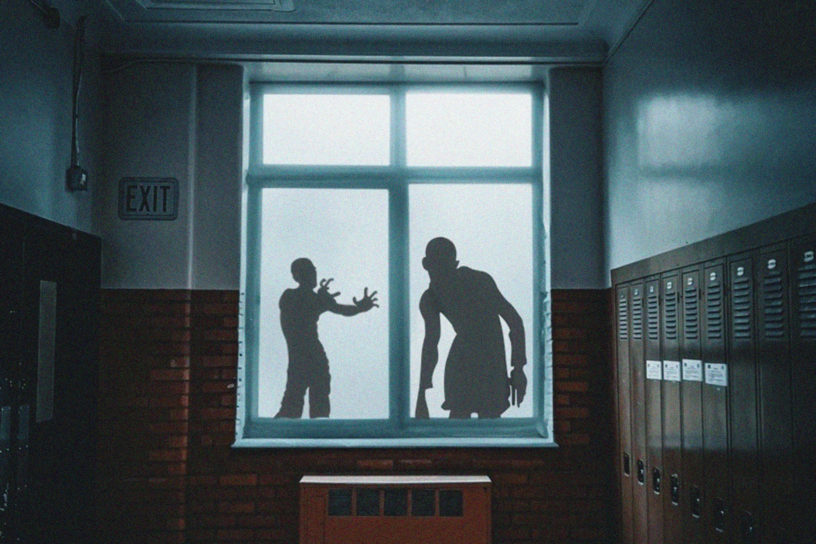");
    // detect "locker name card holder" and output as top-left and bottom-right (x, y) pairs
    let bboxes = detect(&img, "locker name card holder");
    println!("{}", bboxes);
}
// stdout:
(646, 360), (663, 380)
(704, 363), (728, 387)
(682, 359), (703, 381)
(118, 177), (179, 220)
(663, 360), (681, 382)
